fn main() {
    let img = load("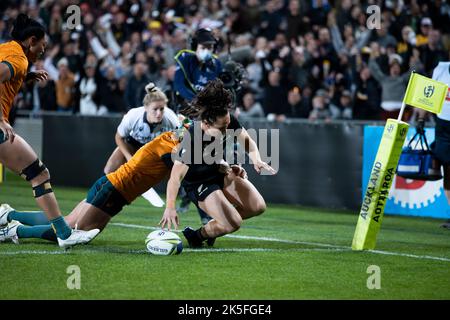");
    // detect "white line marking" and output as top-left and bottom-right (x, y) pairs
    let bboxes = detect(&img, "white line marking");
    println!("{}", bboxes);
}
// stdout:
(0, 250), (67, 255)
(0, 247), (350, 255)
(110, 222), (450, 262)
(111, 222), (348, 248)
(367, 250), (450, 262)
